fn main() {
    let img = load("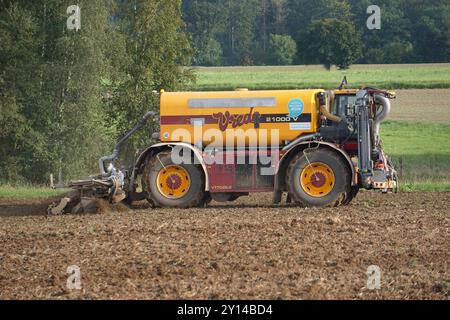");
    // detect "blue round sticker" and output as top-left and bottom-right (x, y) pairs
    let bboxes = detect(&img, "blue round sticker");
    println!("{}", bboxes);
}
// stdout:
(288, 98), (304, 118)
